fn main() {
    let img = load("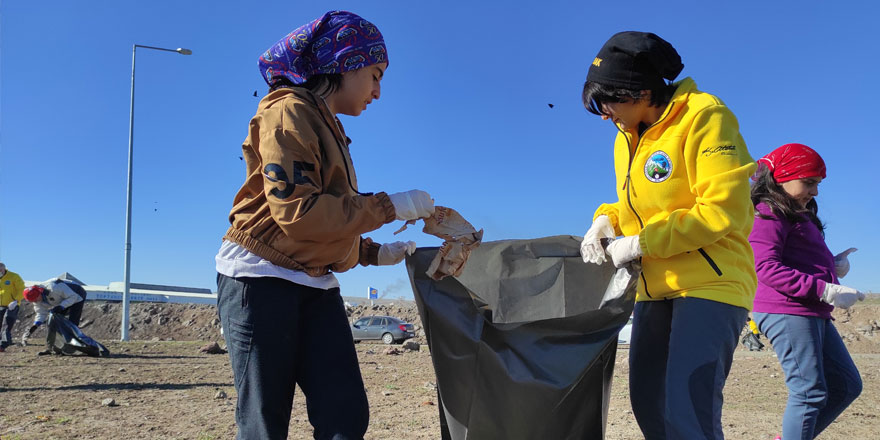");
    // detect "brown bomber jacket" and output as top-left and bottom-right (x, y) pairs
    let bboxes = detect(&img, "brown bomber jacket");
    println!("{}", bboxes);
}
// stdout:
(224, 87), (395, 277)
